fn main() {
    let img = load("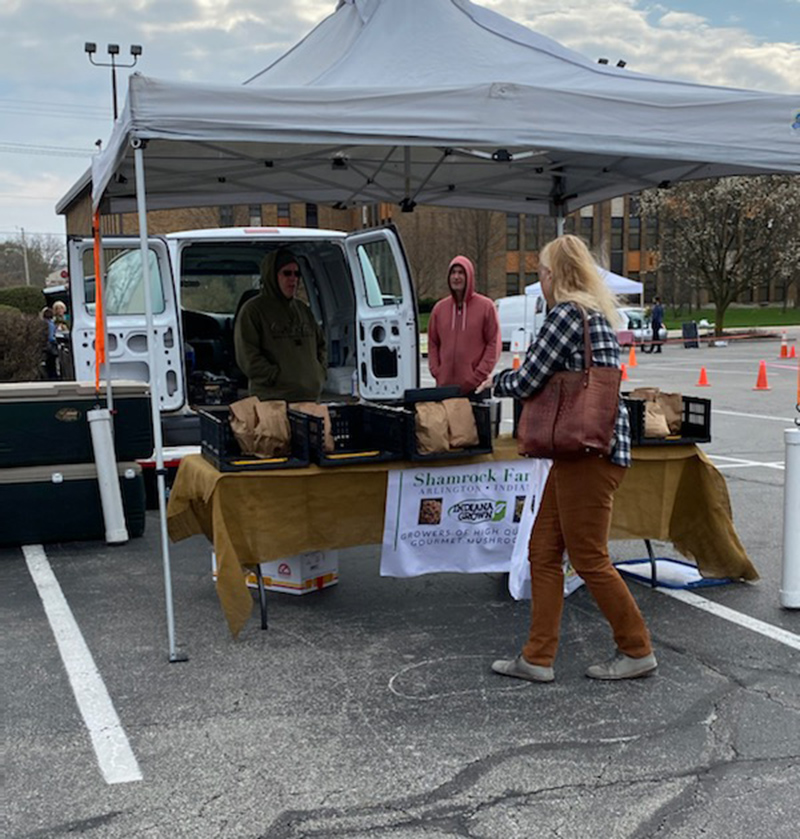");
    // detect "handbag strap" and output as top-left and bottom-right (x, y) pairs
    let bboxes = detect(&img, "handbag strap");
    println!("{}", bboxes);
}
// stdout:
(578, 307), (593, 372)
